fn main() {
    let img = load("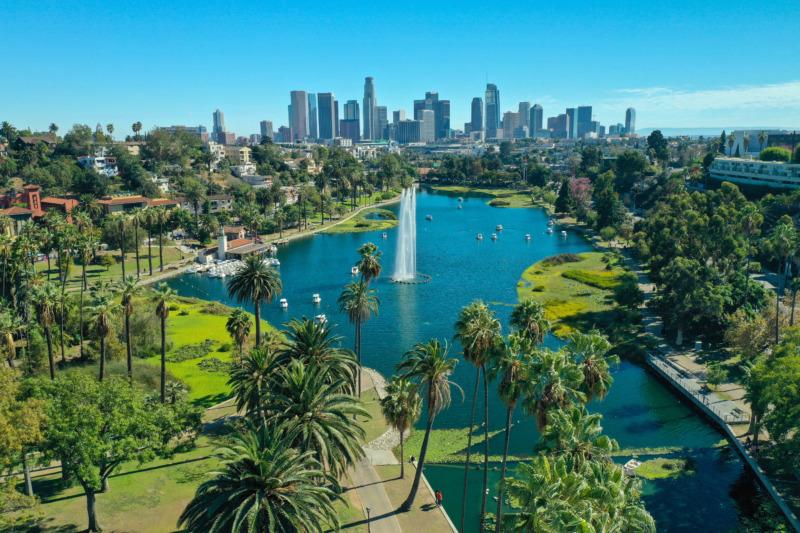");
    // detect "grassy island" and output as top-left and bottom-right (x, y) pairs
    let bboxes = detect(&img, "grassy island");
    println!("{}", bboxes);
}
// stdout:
(431, 185), (535, 208)
(321, 207), (398, 234)
(517, 252), (625, 336)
